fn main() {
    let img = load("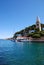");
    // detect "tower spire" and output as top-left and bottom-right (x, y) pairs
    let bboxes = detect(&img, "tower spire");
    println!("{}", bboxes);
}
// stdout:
(36, 16), (40, 22)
